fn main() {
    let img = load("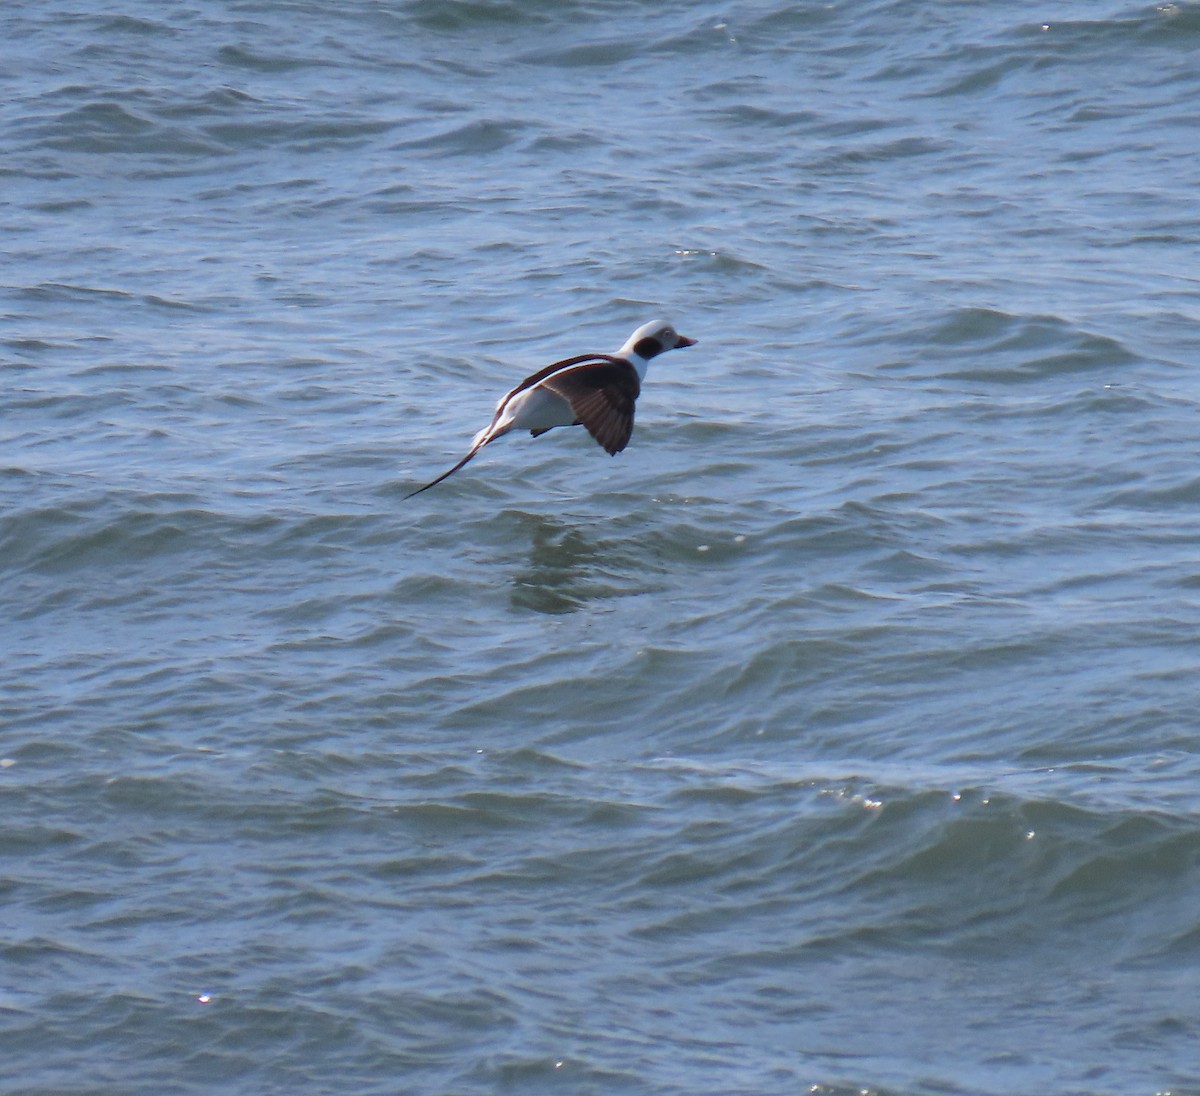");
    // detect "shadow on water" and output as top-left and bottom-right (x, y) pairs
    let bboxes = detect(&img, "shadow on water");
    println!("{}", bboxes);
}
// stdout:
(507, 511), (656, 615)
(509, 514), (603, 615)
